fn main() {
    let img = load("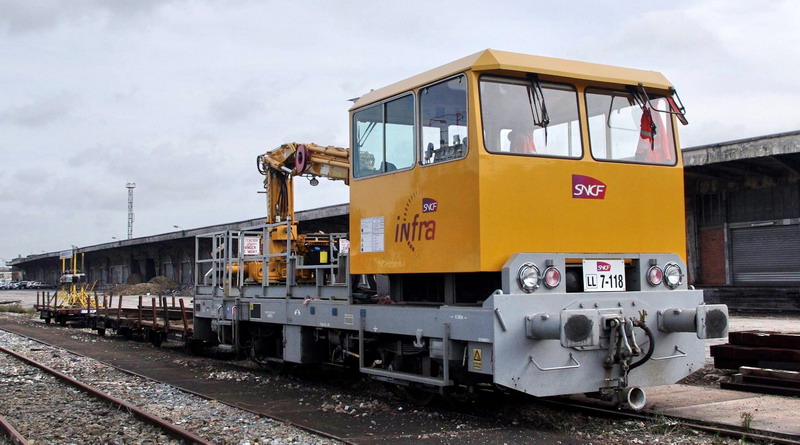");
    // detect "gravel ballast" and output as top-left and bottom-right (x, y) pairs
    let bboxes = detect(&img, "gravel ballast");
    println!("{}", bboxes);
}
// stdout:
(0, 328), (336, 445)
